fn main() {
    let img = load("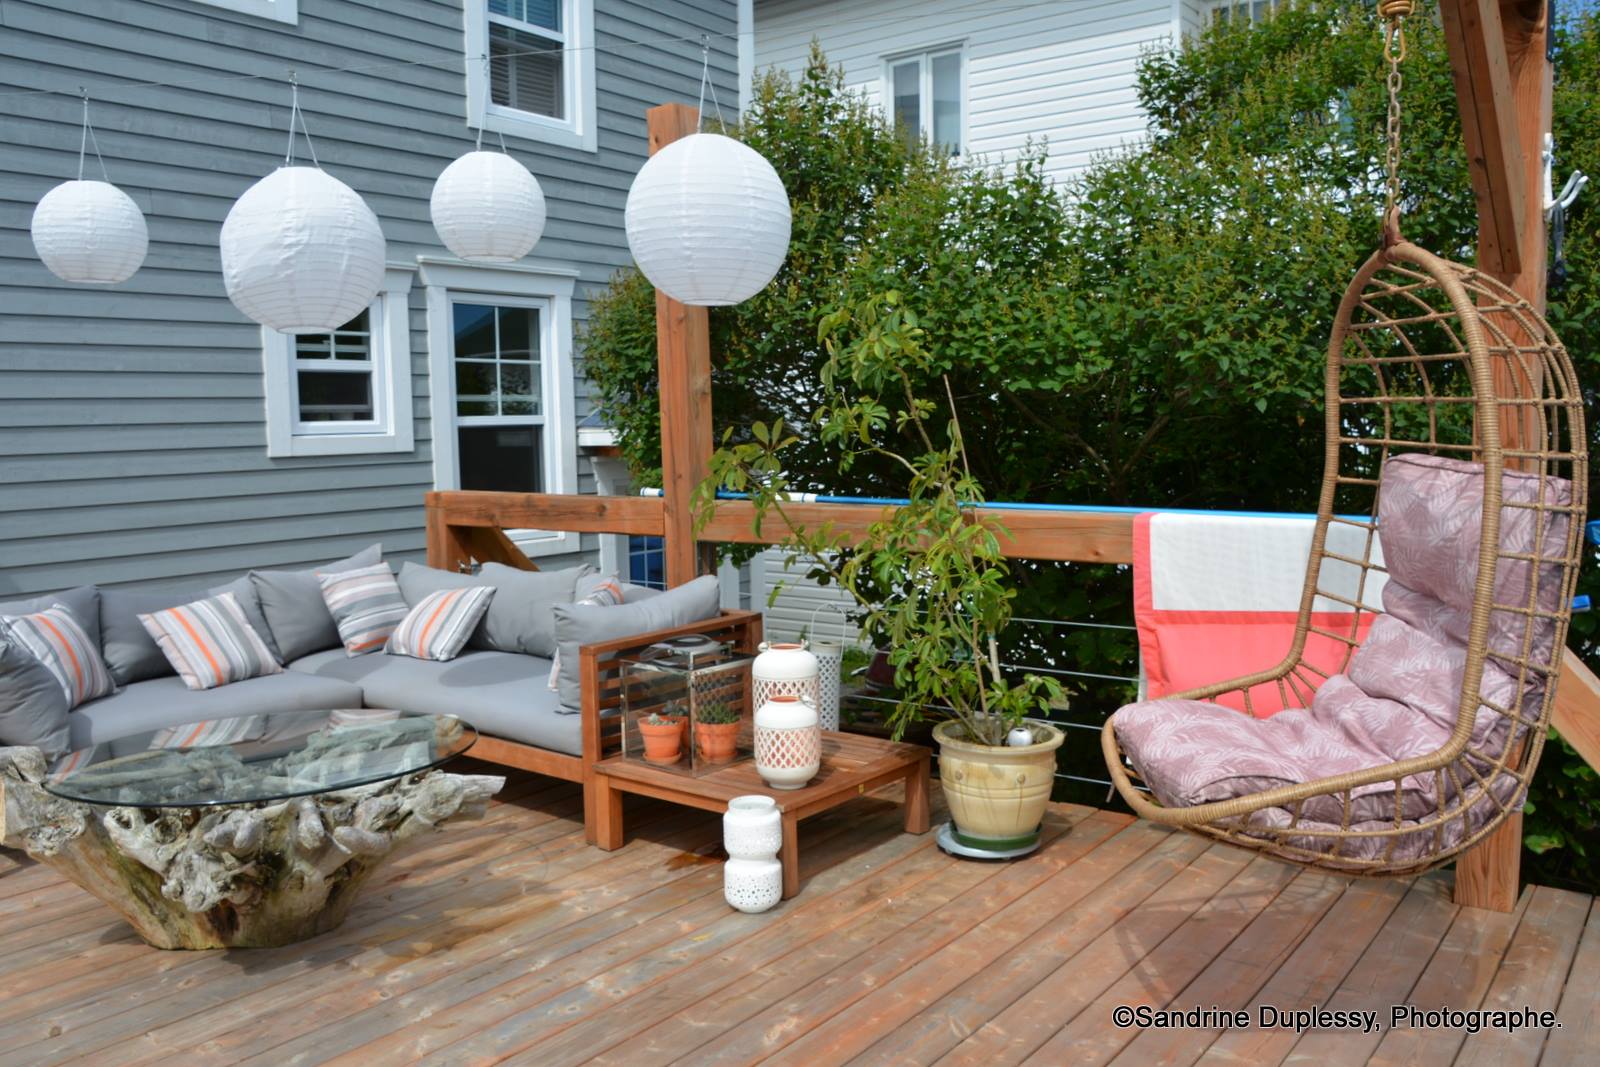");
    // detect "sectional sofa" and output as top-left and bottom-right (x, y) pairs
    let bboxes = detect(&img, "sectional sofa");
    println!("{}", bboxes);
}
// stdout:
(0, 544), (762, 840)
